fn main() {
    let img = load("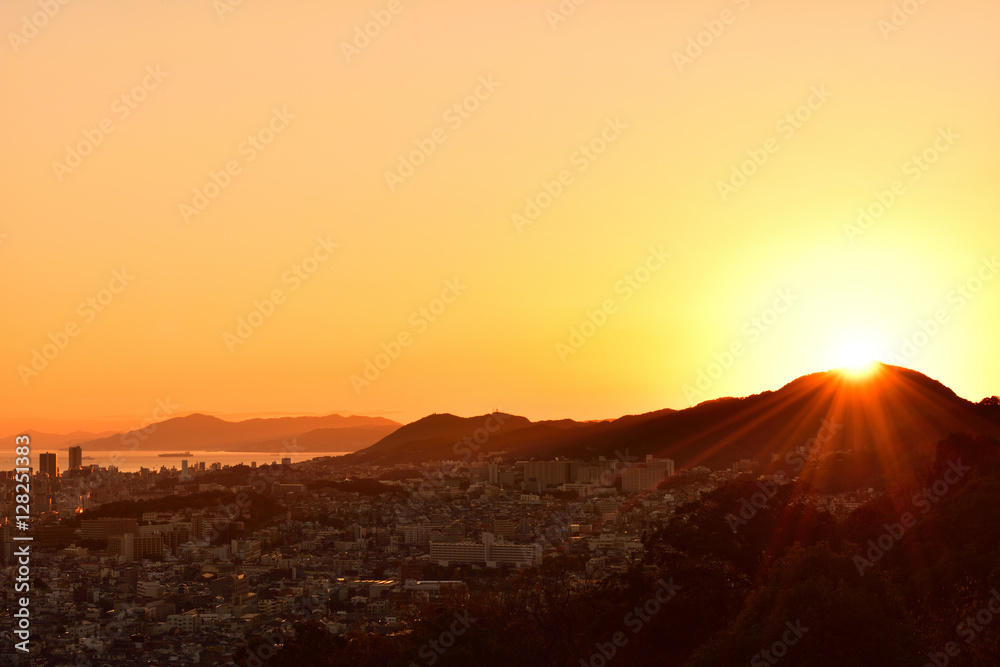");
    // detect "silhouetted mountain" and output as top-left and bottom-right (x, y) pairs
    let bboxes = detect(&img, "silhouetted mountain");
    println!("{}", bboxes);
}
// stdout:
(231, 425), (402, 453)
(348, 365), (1000, 483)
(73, 413), (401, 453)
(351, 412), (541, 462)
(347, 409), (674, 464)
